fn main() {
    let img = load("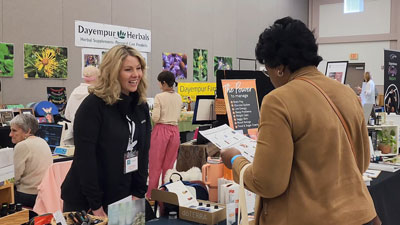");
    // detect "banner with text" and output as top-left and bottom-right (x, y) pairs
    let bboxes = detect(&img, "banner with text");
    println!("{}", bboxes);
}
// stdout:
(221, 79), (259, 139)
(384, 49), (400, 114)
(178, 82), (216, 103)
(75, 20), (151, 52)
